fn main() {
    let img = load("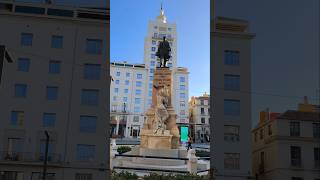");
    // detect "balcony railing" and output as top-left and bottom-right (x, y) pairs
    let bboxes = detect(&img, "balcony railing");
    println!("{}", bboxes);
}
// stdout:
(259, 163), (264, 174)
(0, 151), (62, 163)
(291, 159), (302, 168)
(315, 160), (320, 168)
